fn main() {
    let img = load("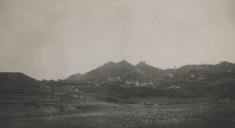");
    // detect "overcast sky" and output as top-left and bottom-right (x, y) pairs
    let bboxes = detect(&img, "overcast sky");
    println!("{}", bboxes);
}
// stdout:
(0, 0), (234, 80)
